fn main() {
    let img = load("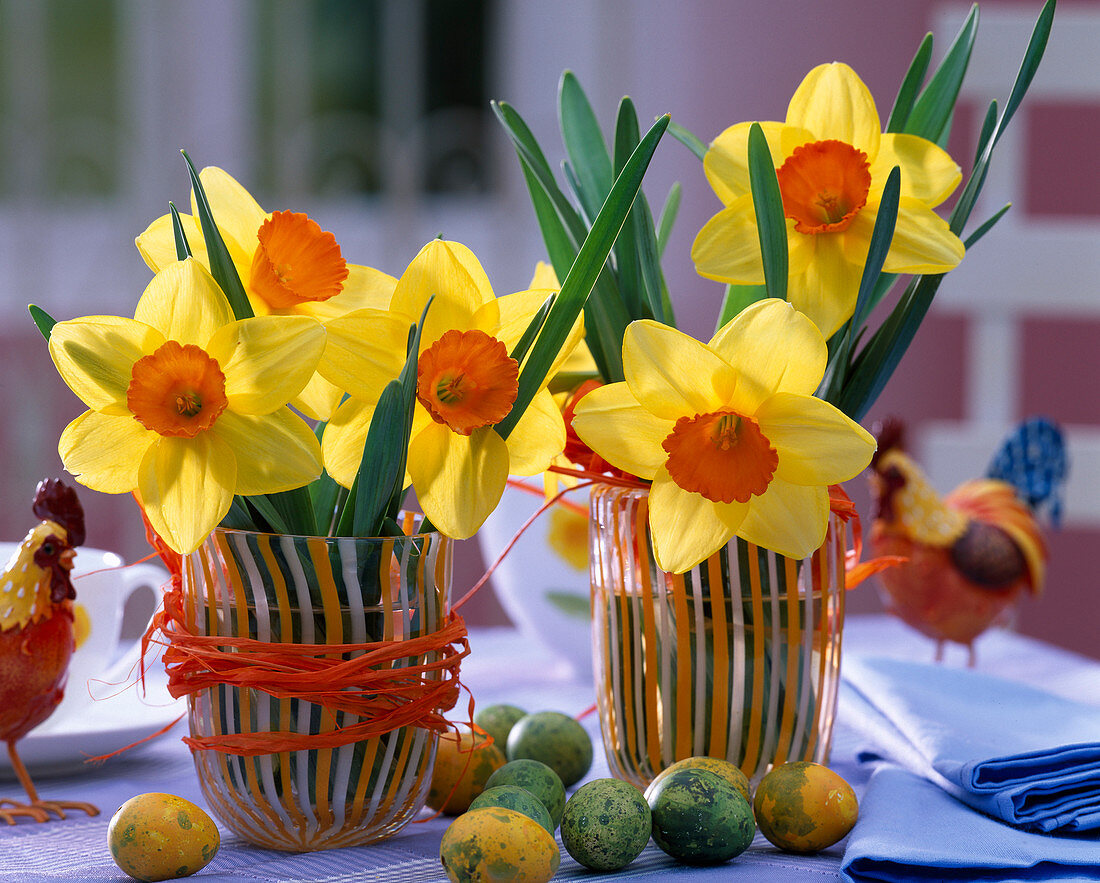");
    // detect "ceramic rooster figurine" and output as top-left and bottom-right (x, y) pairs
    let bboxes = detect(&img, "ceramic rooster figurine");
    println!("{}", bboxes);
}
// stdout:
(869, 418), (1067, 664)
(0, 479), (98, 823)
